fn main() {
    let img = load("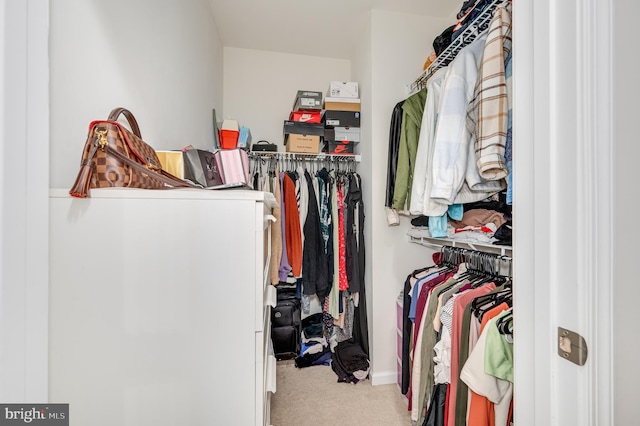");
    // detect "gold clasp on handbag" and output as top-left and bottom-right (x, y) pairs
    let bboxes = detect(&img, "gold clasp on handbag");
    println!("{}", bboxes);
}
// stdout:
(95, 128), (108, 149)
